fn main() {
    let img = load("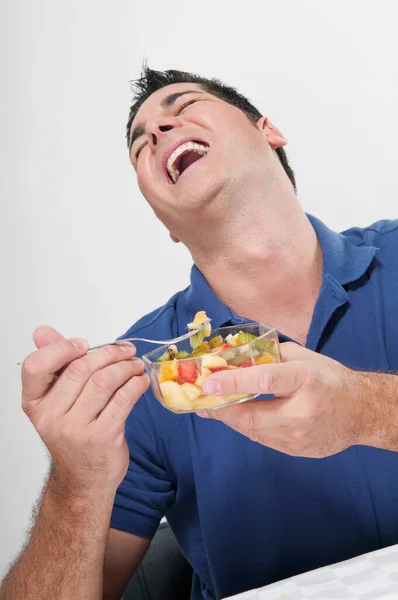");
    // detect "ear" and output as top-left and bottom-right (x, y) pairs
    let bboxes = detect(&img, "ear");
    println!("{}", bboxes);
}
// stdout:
(169, 232), (180, 243)
(257, 116), (288, 149)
